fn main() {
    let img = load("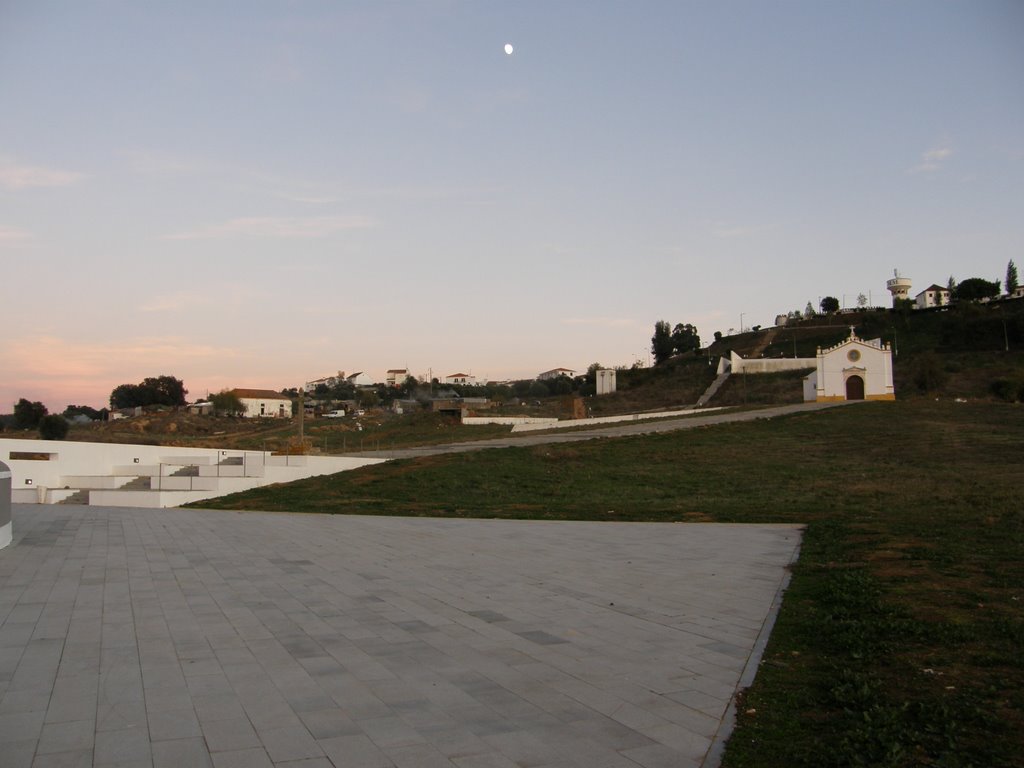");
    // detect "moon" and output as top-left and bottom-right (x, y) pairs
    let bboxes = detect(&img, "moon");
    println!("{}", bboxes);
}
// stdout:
(504, 43), (514, 55)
